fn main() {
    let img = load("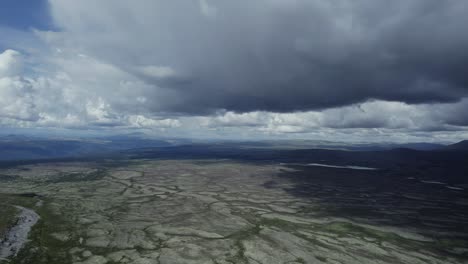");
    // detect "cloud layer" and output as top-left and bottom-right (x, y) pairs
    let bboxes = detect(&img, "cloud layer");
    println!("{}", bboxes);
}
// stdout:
(46, 0), (468, 113)
(0, 0), (467, 141)
(0, 49), (180, 130)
